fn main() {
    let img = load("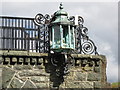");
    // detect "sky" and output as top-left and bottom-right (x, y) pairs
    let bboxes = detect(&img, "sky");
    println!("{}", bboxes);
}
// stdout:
(0, 0), (119, 83)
